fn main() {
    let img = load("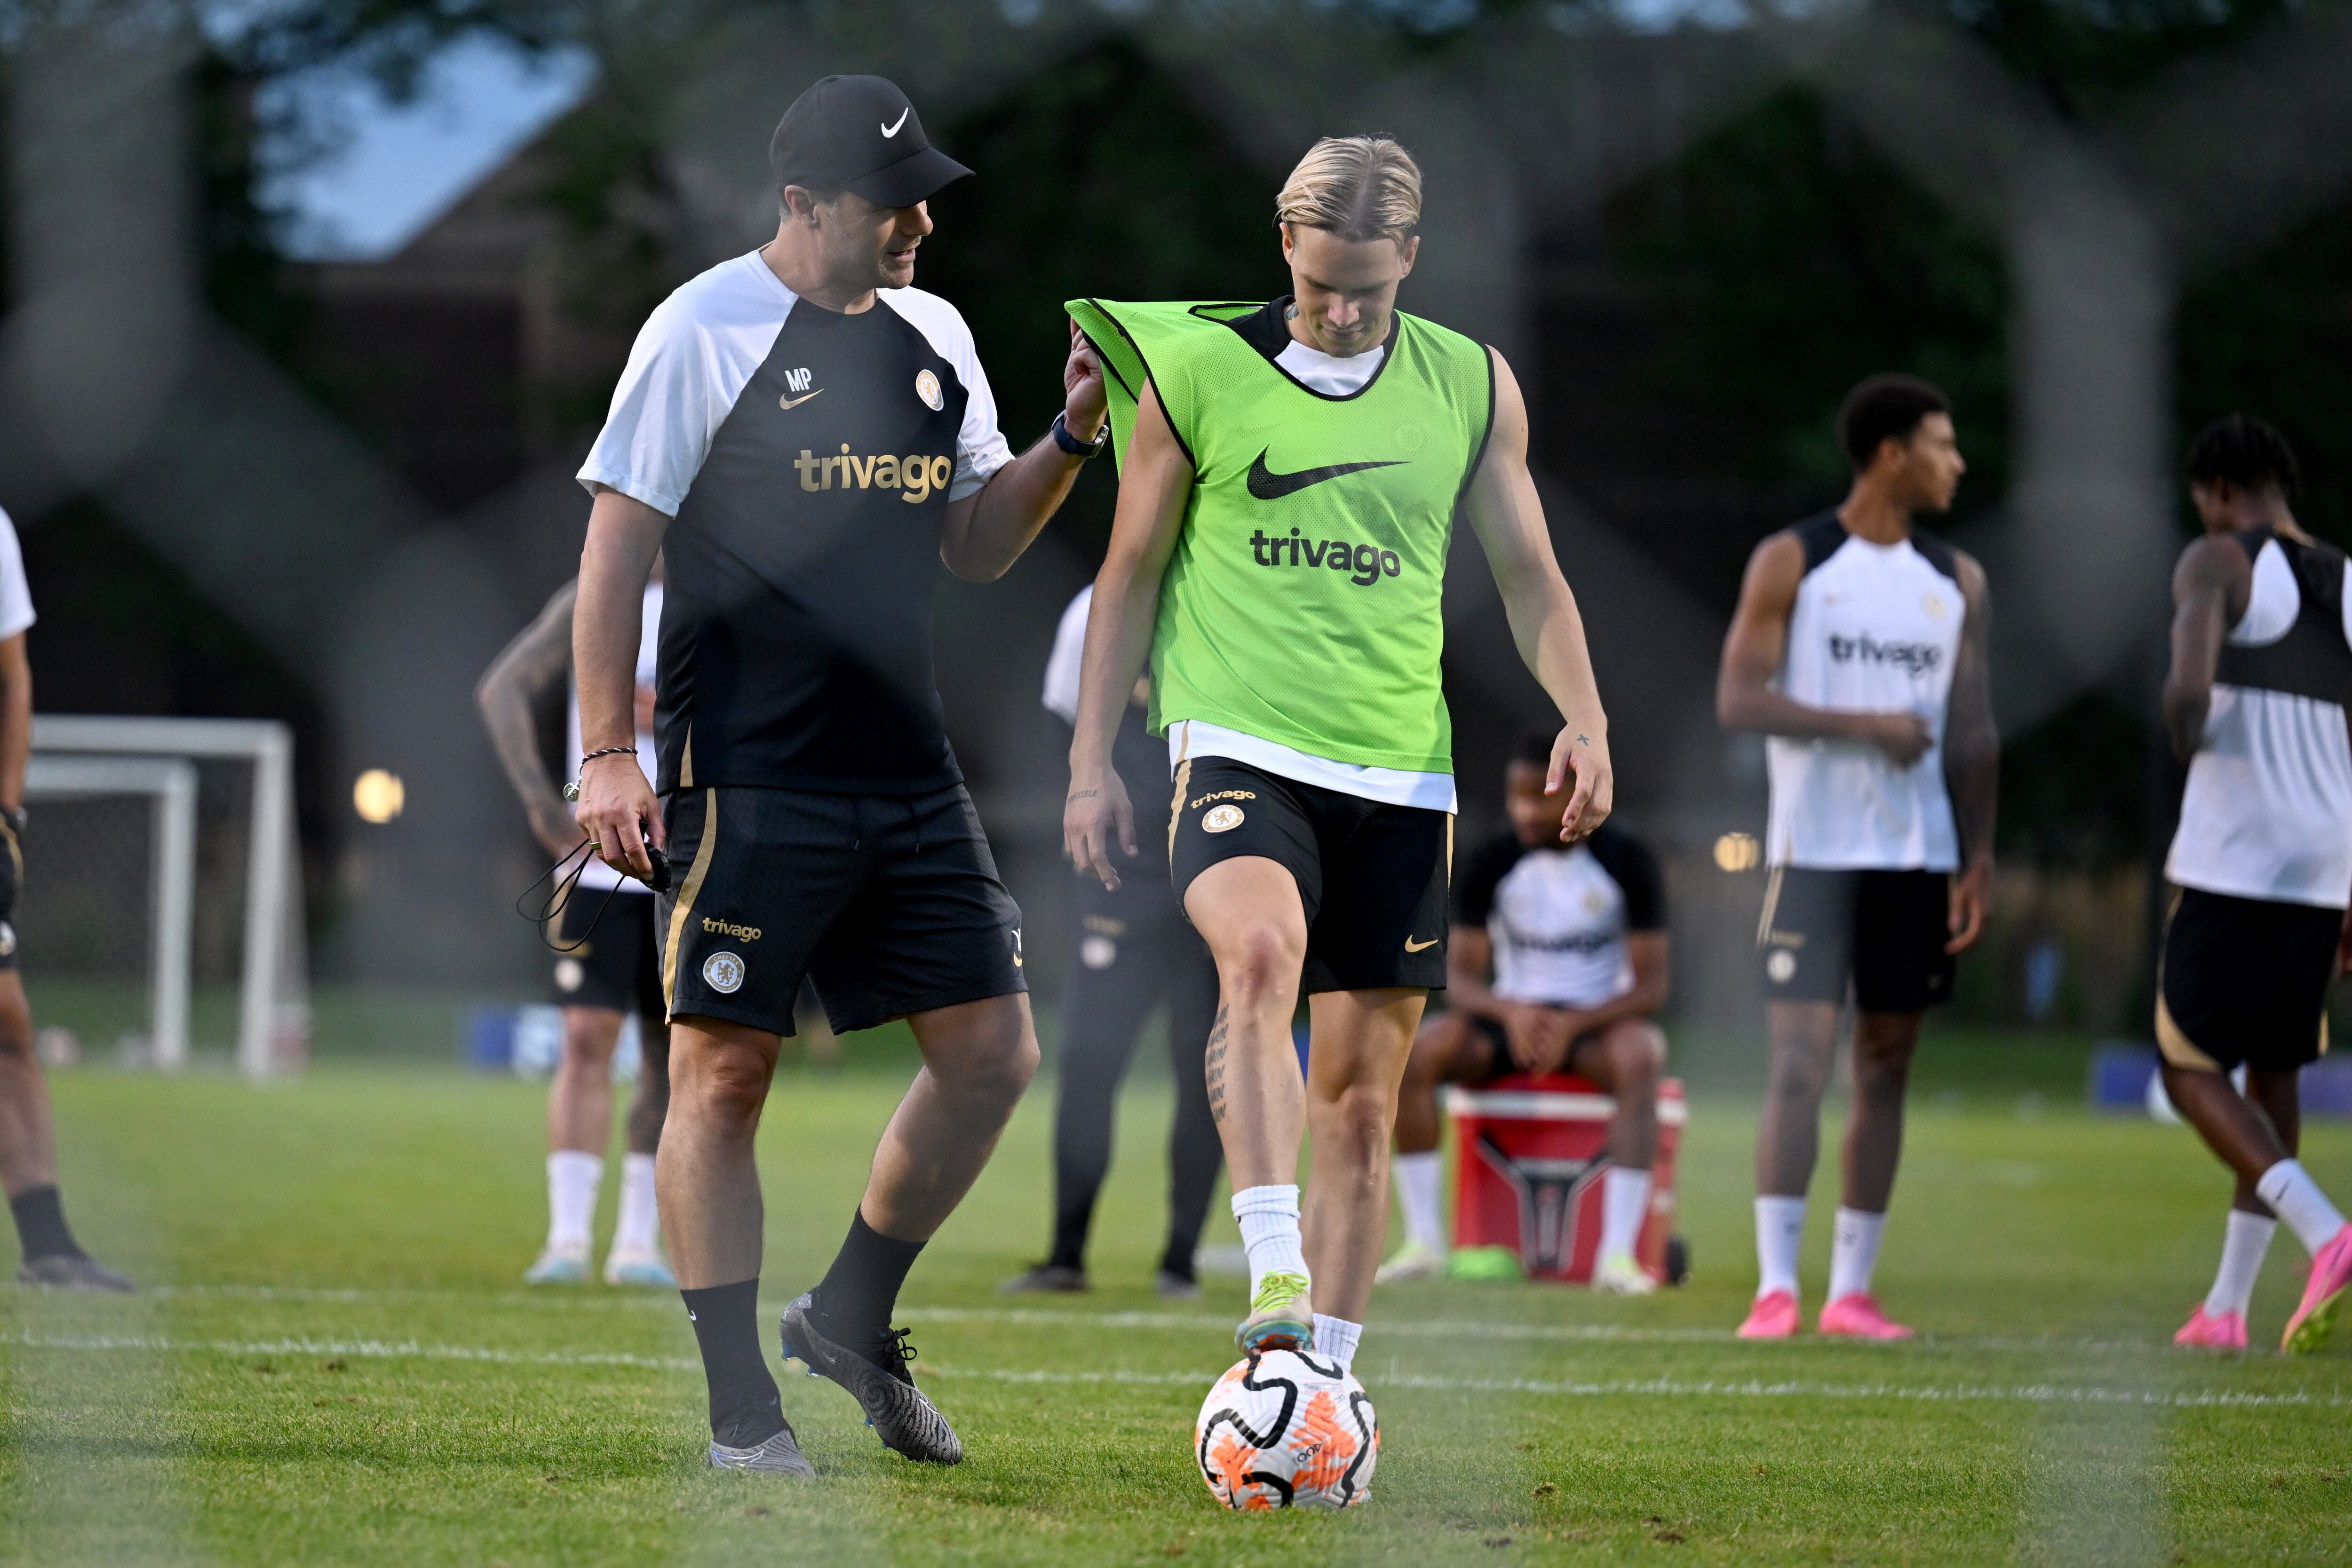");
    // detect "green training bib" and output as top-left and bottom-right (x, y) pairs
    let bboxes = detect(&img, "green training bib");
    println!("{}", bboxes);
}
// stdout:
(1069, 299), (1493, 775)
